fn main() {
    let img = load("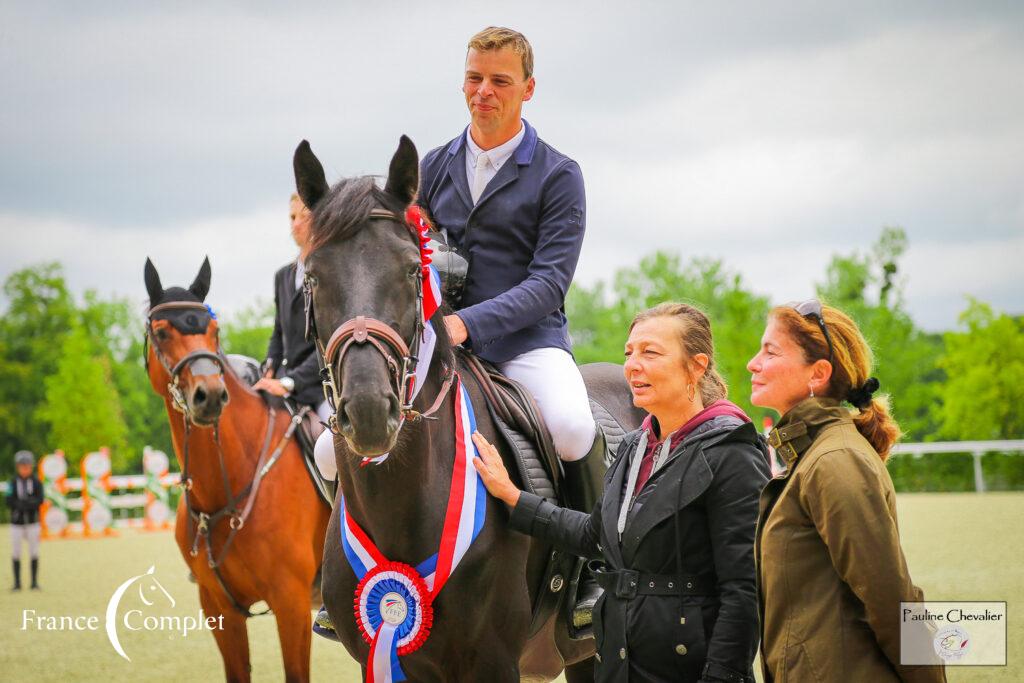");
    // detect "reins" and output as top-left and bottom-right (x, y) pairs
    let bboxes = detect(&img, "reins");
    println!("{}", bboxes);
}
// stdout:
(146, 300), (303, 617)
